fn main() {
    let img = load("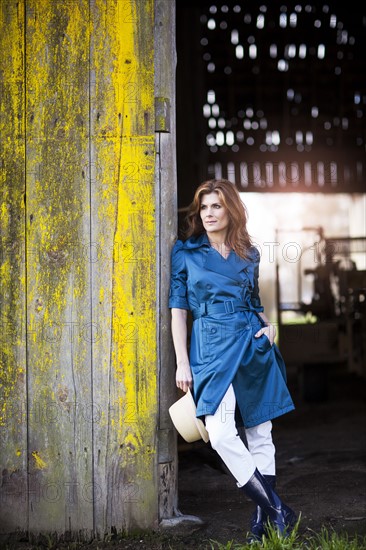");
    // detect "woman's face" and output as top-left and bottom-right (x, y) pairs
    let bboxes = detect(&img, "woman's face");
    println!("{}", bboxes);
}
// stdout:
(200, 192), (230, 239)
